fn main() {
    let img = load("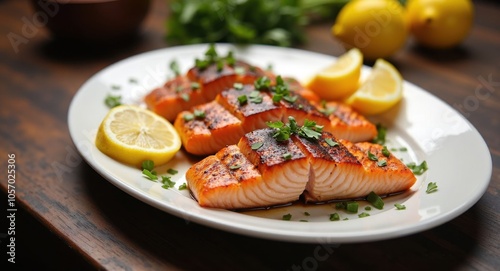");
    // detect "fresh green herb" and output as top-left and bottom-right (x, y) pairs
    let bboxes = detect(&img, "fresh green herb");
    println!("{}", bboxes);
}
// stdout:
(105, 94), (122, 108)
(111, 84), (121, 90)
(266, 117), (323, 142)
(181, 93), (190, 102)
(282, 213), (292, 221)
(325, 138), (339, 147)
(267, 120), (291, 141)
(300, 220), (308, 222)
(129, 78), (138, 84)
(367, 191), (384, 210)
(304, 212), (310, 216)
(191, 82), (200, 90)
(234, 66), (245, 75)
(367, 151), (378, 161)
(377, 159), (387, 167)
(233, 82), (244, 90)
(167, 168), (178, 175)
(229, 164), (241, 170)
(161, 176), (176, 189)
(254, 76), (272, 91)
(406, 161), (428, 175)
(248, 90), (263, 104)
(178, 183), (187, 190)
(346, 202), (358, 213)
(142, 160), (155, 172)
(271, 76), (296, 104)
(193, 109), (206, 119)
(183, 113), (194, 122)
(343, 218), (349, 220)
(426, 182), (438, 194)
(237, 94), (248, 105)
(142, 169), (158, 181)
(329, 213), (340, 221)
(166, 0), (311, 47)
(193, 44), (235, 71)
(399, 147), (408, 151)
(175, 86), (183, 93)
(372, 123), (387, 145)
(335, 202), (346, 209)
(251, 142), (264, 150)
(267, 64), (273, 71)
(319, 100), (337, 116)
(394, 203), (406, 210)
(382, 146), (390, 157)
(169, 60), (181, 76)
(358, 212), (370, 218)
(365, 206), (372, 211)
(298, 119), (323, 140)
(283, 152), (292, 160)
